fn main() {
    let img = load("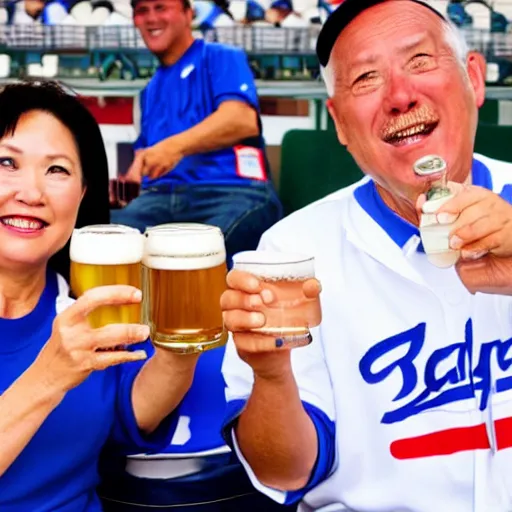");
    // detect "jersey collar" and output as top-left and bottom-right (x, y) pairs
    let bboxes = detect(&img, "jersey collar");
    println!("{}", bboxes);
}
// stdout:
(354, 158), (493, 251)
